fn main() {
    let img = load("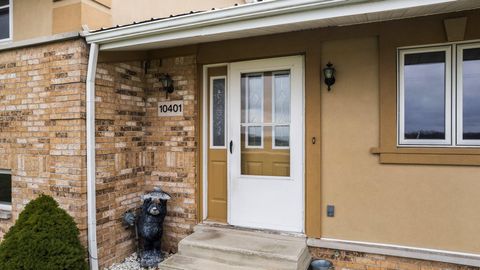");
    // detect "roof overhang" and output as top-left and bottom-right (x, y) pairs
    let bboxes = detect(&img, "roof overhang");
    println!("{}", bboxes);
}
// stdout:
(83, 0), (480, 51)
